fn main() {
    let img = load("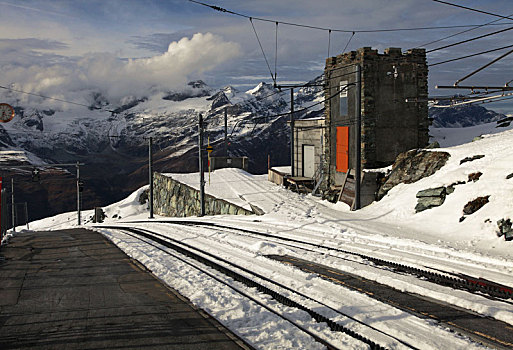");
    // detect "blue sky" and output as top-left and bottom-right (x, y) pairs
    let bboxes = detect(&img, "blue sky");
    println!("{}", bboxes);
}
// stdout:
(0, 0), (512, 112)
